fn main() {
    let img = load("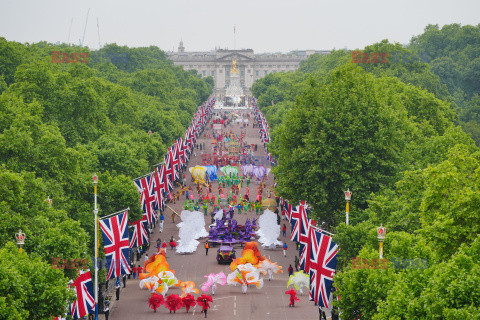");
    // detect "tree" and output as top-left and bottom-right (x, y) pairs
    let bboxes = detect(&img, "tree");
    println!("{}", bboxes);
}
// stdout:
(0, 242), (74, 320)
